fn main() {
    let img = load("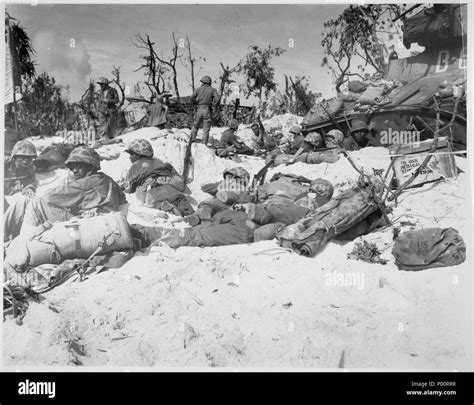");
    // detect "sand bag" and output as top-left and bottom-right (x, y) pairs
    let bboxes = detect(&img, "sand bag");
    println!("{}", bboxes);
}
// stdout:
(359, 86), (385, 105)
(392, 228), (466, 271)
(306, 150), (341, 164)
(348, 81), (367, 93)
(301, 97), (344, 127)
(277, 186), (380, 257)
(5, 212), (134, 273)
